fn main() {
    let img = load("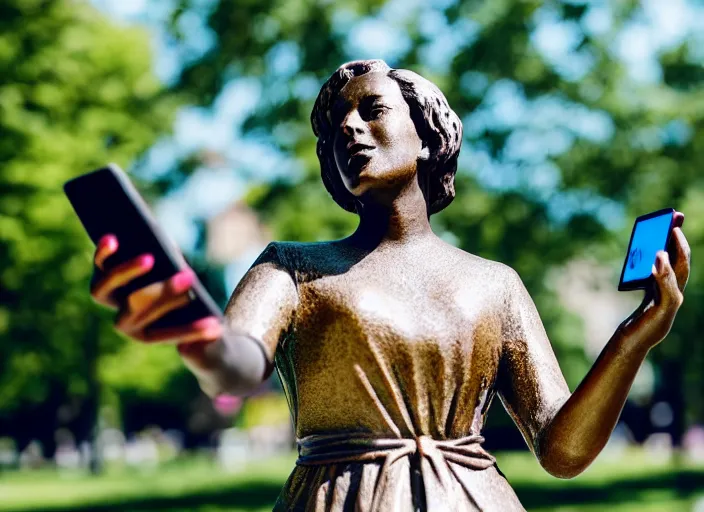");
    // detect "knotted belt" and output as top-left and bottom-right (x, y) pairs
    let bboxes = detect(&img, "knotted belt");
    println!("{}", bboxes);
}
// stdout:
(296, 433), (496, 510)
(297, 432), (496, 470)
